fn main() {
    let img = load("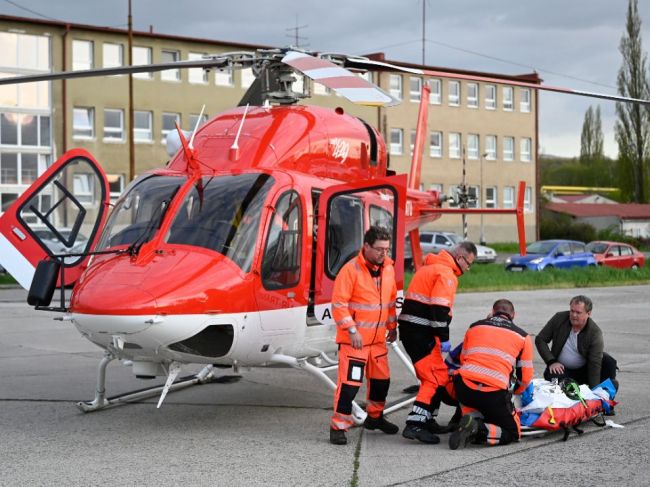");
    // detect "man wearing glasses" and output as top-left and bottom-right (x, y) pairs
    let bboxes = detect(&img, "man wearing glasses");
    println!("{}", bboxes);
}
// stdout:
(329, 226), (399, 445)
(398, 241), (477, 444)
